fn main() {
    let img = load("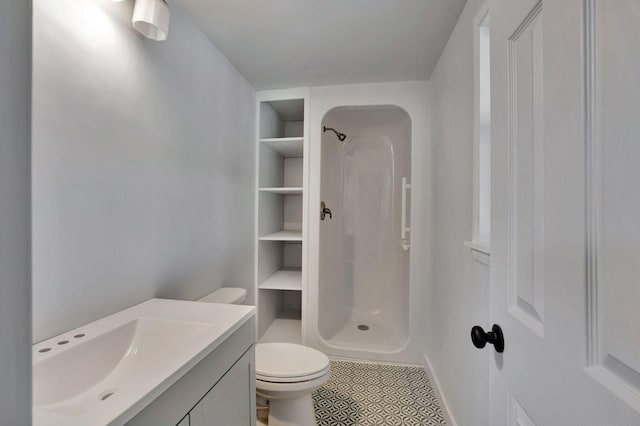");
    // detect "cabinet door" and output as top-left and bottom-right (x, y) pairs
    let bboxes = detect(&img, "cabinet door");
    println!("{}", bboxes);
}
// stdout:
(190, 349), (256, 426)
